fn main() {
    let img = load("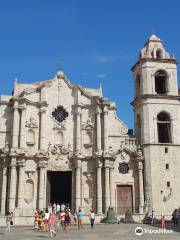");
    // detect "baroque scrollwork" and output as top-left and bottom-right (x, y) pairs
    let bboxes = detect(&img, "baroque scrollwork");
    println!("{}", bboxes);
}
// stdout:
(53, 121), (66, 130)
(48, 143), (72, 156)
(120, 126), (128, 135)
(82, 119), (94, 130)
(25, 116), (38, 128)
(0, 141), (10, 155)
